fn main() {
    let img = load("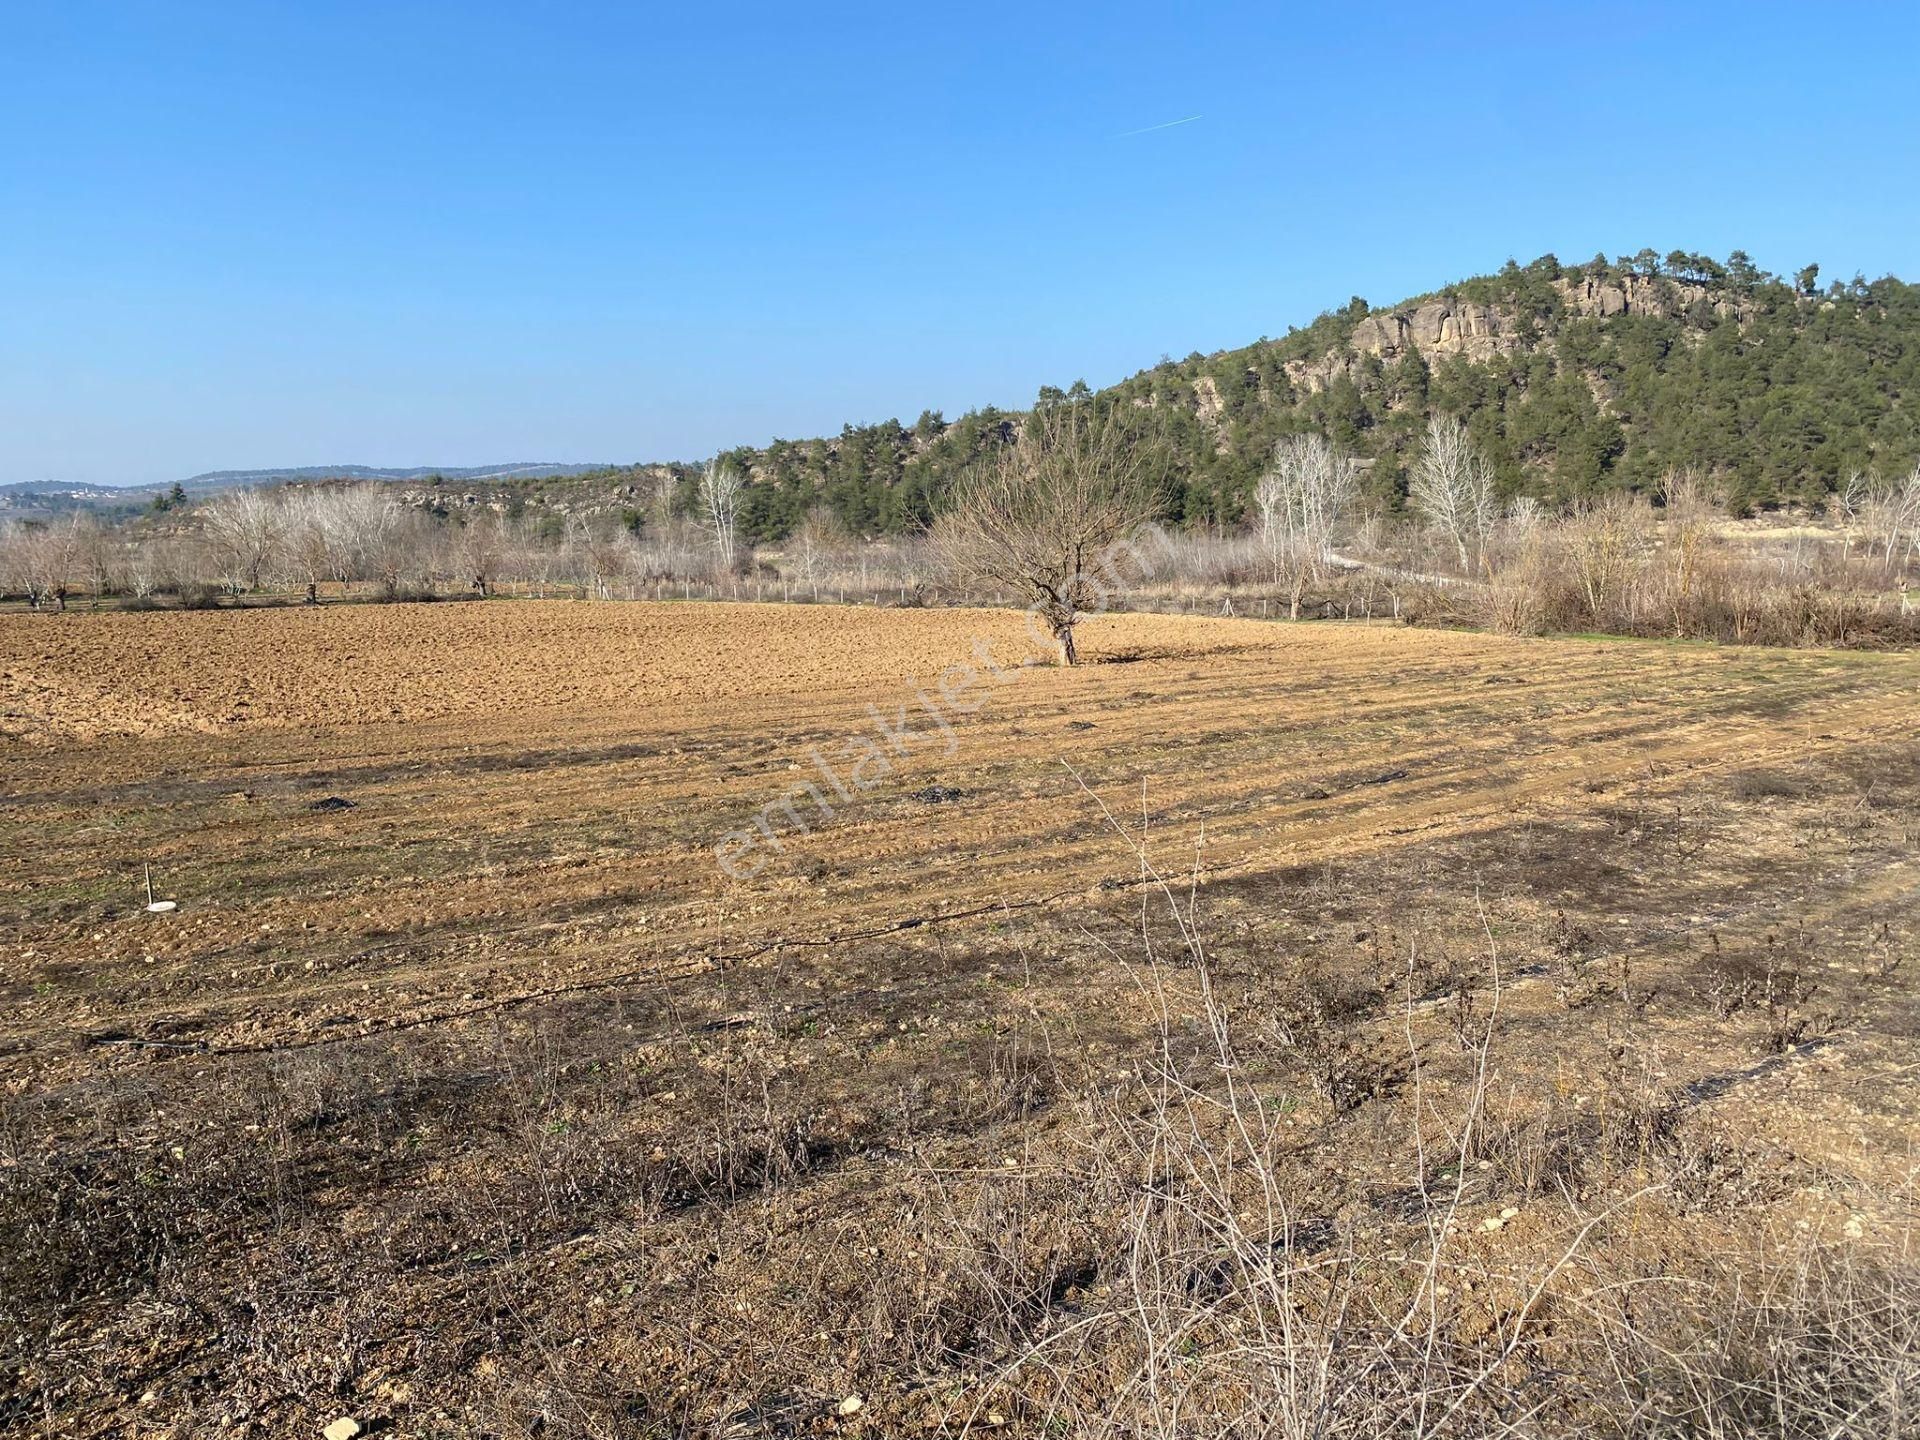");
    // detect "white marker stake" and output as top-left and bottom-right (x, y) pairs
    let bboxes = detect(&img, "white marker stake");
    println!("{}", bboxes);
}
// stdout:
(144, 862), (176, 913)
